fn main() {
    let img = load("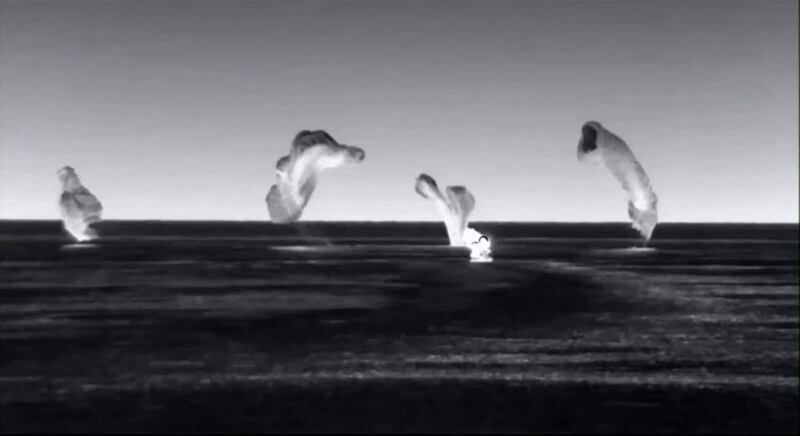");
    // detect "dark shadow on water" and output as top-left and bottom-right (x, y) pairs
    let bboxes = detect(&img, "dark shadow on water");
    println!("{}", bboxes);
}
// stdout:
(138, 266), (643, 345)
(2, 380), (796, 433)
